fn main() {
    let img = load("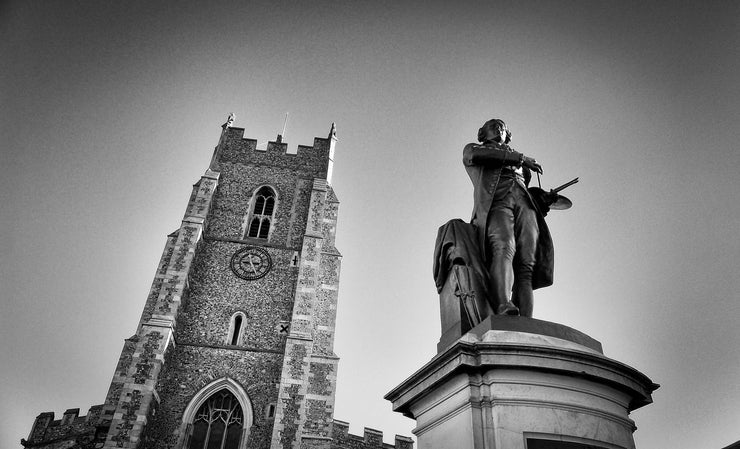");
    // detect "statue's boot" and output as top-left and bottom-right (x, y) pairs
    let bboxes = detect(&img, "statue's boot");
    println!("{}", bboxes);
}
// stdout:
(513, 268), (534, 318)
(497, 301), (520, 315)
(489, 243), (518, 316)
